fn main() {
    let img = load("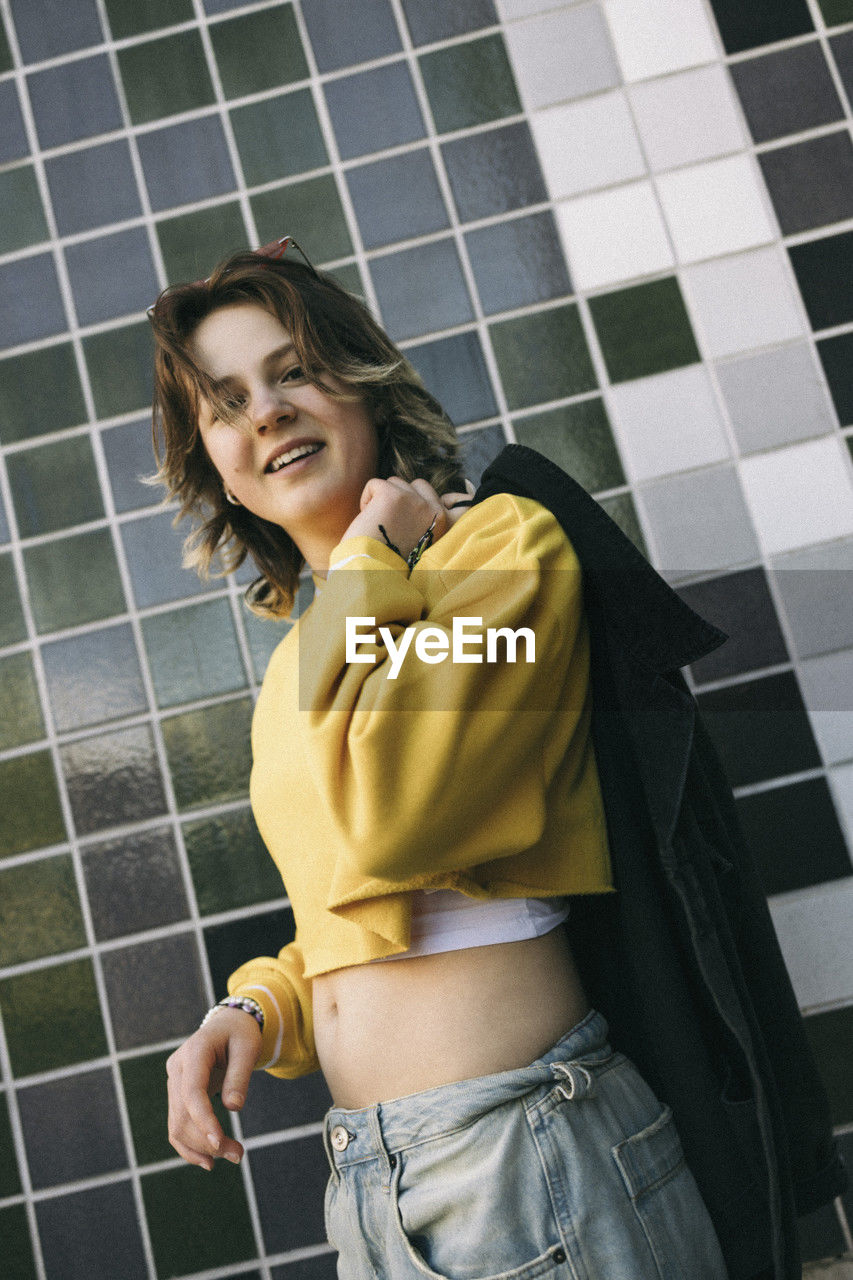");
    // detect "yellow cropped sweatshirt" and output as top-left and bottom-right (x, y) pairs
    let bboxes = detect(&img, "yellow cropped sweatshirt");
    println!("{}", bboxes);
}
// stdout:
(228, 492), (614, 1077)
